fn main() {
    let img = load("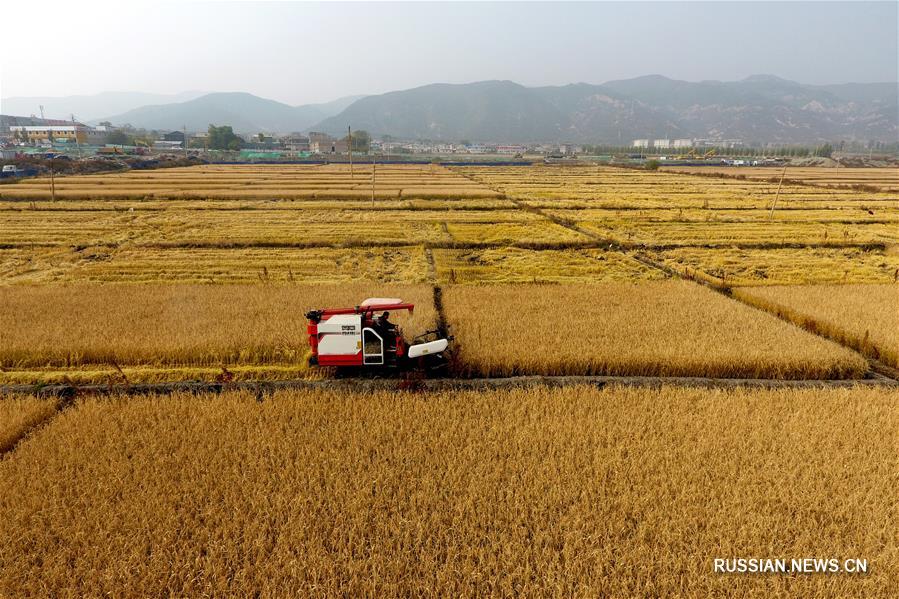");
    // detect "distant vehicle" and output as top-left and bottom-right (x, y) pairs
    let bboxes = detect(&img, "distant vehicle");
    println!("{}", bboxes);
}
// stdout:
(0, 164), (37, 178)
